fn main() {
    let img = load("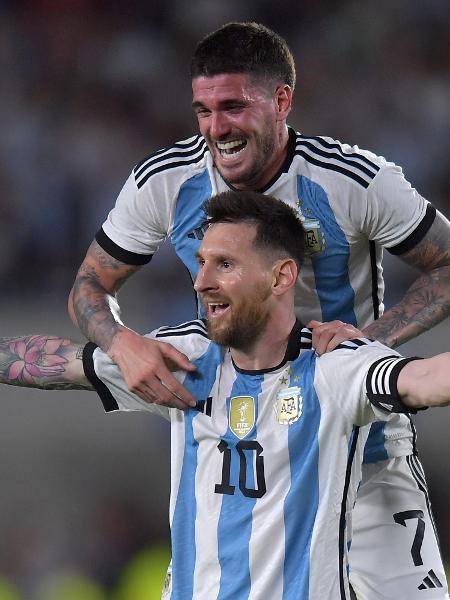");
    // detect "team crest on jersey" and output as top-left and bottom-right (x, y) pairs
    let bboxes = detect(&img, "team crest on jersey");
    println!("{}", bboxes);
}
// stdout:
(303, 218), (326, 255)
(274, 387), (302, 425)
(229, 396), (255, 439)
